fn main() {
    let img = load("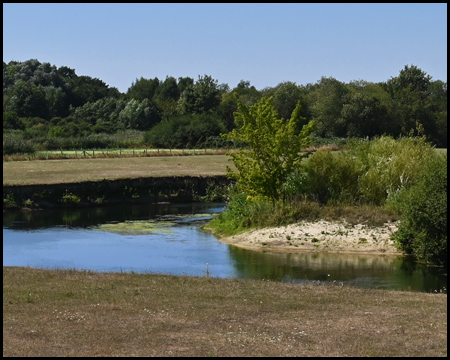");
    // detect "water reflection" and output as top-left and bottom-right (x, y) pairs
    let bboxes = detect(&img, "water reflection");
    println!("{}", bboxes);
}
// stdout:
(3, 202), (225, 230)
(3, 203), (447, 293)
(227, 246), (446, 292)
